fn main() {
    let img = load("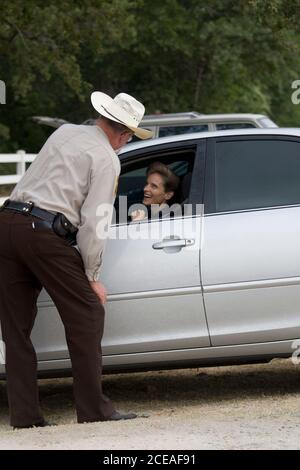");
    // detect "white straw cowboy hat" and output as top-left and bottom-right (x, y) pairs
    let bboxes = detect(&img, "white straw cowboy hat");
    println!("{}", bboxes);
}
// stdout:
(91, 91), (154, 140)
